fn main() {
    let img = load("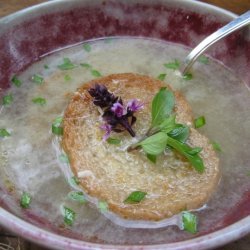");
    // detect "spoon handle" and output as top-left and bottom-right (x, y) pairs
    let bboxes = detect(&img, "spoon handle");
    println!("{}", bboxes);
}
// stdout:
(181, 11), (250, 75)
